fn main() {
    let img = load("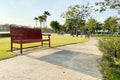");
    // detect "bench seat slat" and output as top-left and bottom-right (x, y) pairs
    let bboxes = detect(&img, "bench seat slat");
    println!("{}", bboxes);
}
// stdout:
(13, 39), (50, 43)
